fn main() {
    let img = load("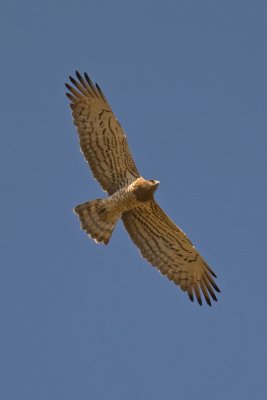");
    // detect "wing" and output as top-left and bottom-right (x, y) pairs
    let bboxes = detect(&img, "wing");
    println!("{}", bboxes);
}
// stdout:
(66, 71), (140, 195)
(122, 201), (220, 306)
